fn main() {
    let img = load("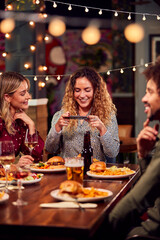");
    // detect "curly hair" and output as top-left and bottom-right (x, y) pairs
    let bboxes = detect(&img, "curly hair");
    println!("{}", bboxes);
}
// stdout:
(0, 72), (30, 135)
(143, 56), (160, 90)
(61, 66), (116, 132)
